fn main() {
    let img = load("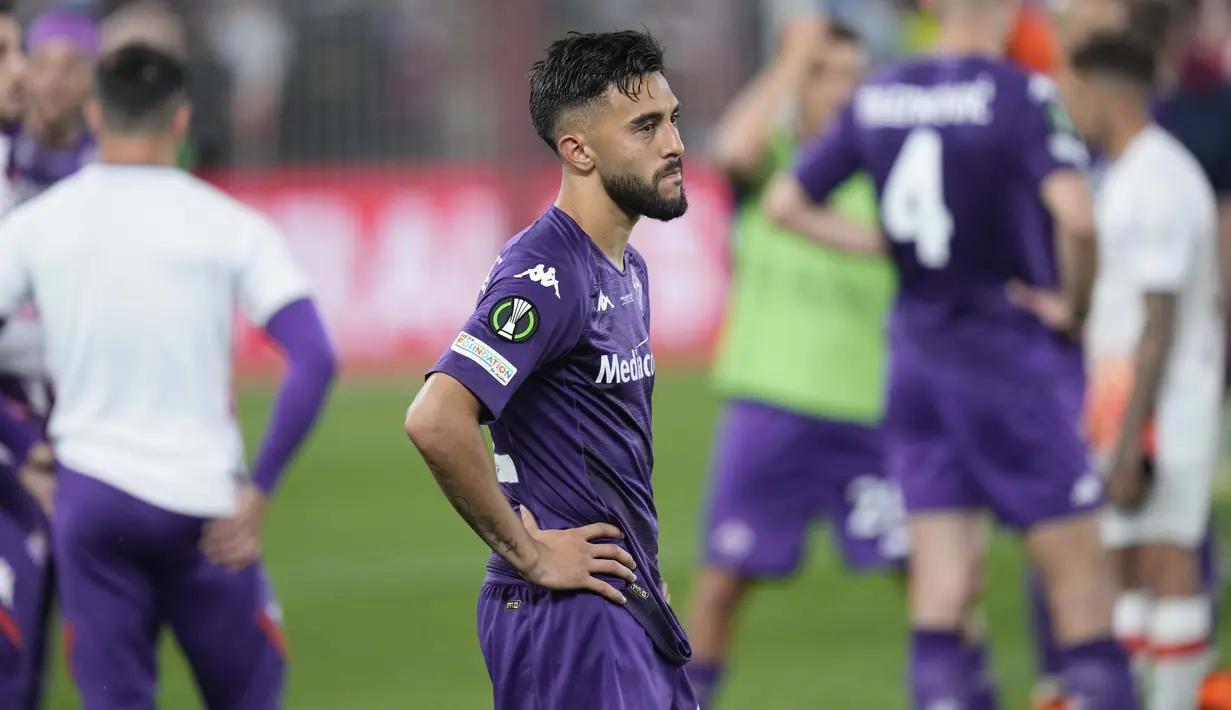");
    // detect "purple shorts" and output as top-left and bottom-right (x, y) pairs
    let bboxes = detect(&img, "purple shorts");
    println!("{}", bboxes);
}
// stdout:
(885, 352), (1099, 530)
(0, 478), (52, 710)
(703, 400), (907, 578)
(54, 468), (286, 710)
(478, 582), (697, 710)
